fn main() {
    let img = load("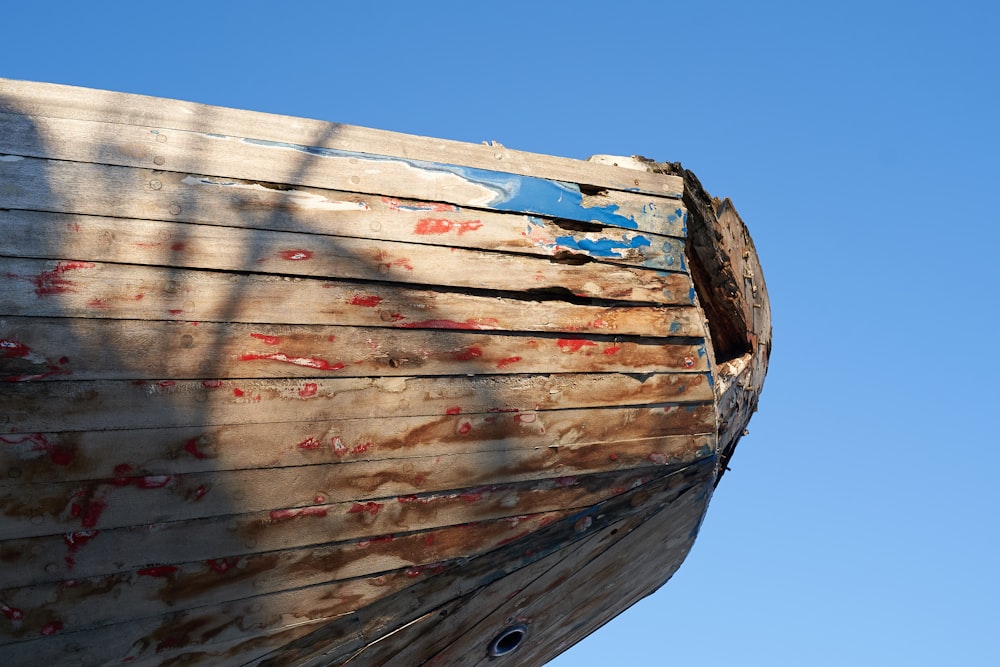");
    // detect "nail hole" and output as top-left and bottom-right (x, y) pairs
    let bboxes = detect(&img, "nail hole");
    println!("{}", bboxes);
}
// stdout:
(488, 624), (527, 657)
